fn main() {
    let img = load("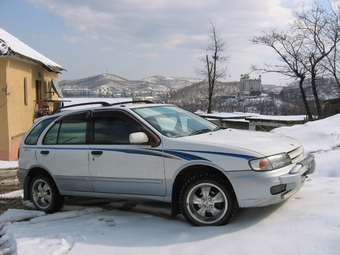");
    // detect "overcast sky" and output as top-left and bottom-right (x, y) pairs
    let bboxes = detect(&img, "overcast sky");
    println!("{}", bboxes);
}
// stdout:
(0, 0), (321, 85)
